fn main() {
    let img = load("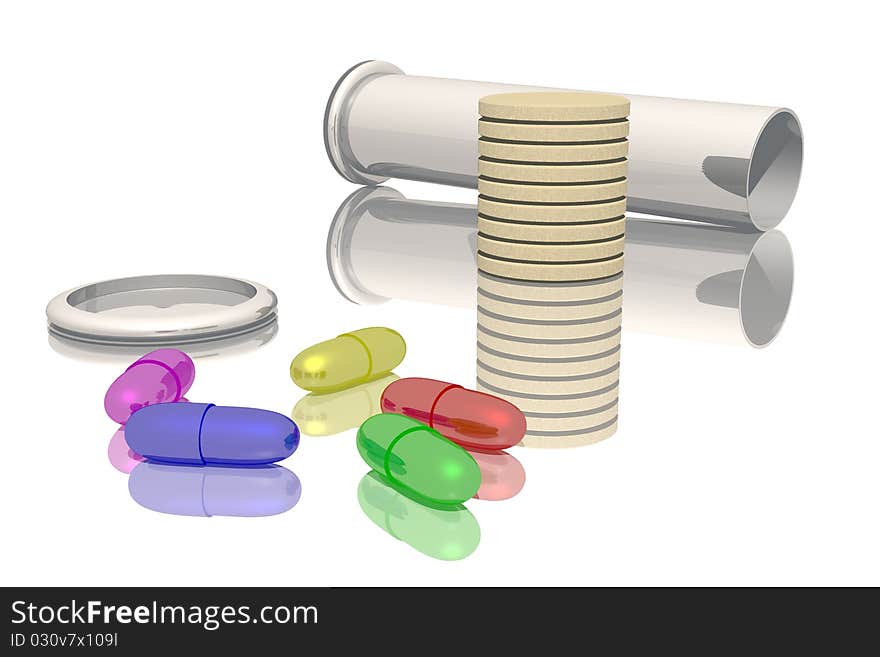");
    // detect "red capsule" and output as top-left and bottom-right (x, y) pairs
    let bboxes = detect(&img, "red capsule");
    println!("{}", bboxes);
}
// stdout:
(381, 377), (526, 450)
